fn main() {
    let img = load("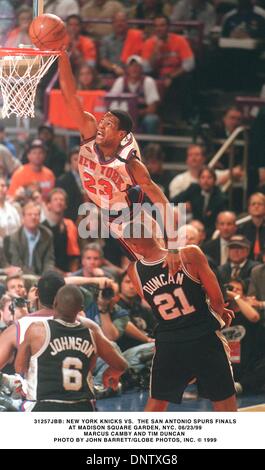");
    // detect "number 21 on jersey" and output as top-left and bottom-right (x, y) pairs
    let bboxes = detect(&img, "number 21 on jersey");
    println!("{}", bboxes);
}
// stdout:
(153, 287), (195, 320)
